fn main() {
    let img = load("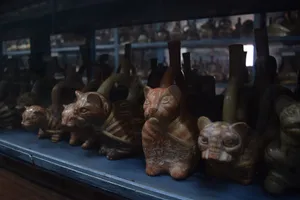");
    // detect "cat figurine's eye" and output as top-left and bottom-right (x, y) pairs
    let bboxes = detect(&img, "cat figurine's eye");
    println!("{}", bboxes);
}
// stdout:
(144, 99), (150, 105)
(80, 108), (88, 113)
(161, 96), (170, 104)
